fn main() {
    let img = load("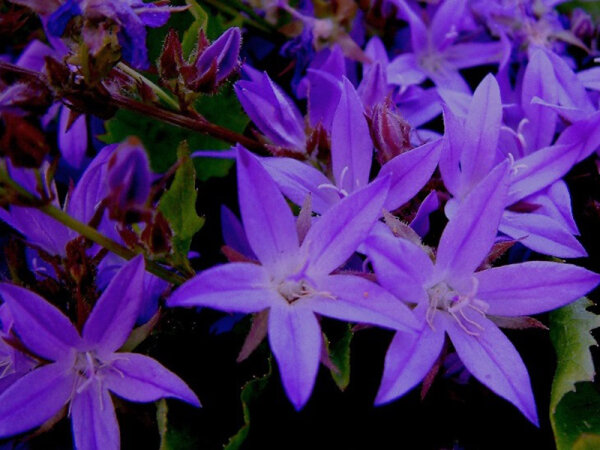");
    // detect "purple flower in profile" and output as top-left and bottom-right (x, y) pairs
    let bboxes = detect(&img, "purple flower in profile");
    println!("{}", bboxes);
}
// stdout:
(0, 256), (200, 449)
(168, 147), (417, 409)
(365, 161), (600, 424)
(235, 71), (307, 154)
